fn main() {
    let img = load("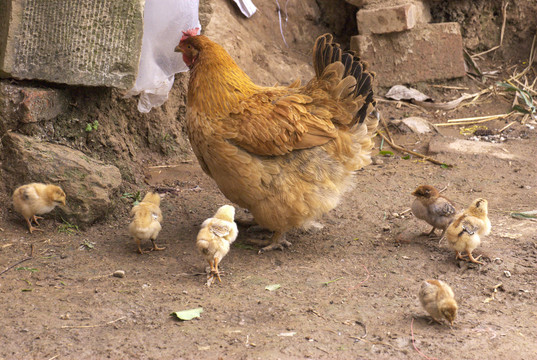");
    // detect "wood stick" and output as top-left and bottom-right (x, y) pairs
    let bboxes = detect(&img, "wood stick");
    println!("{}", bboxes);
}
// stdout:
(376, 131), (452, 167)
